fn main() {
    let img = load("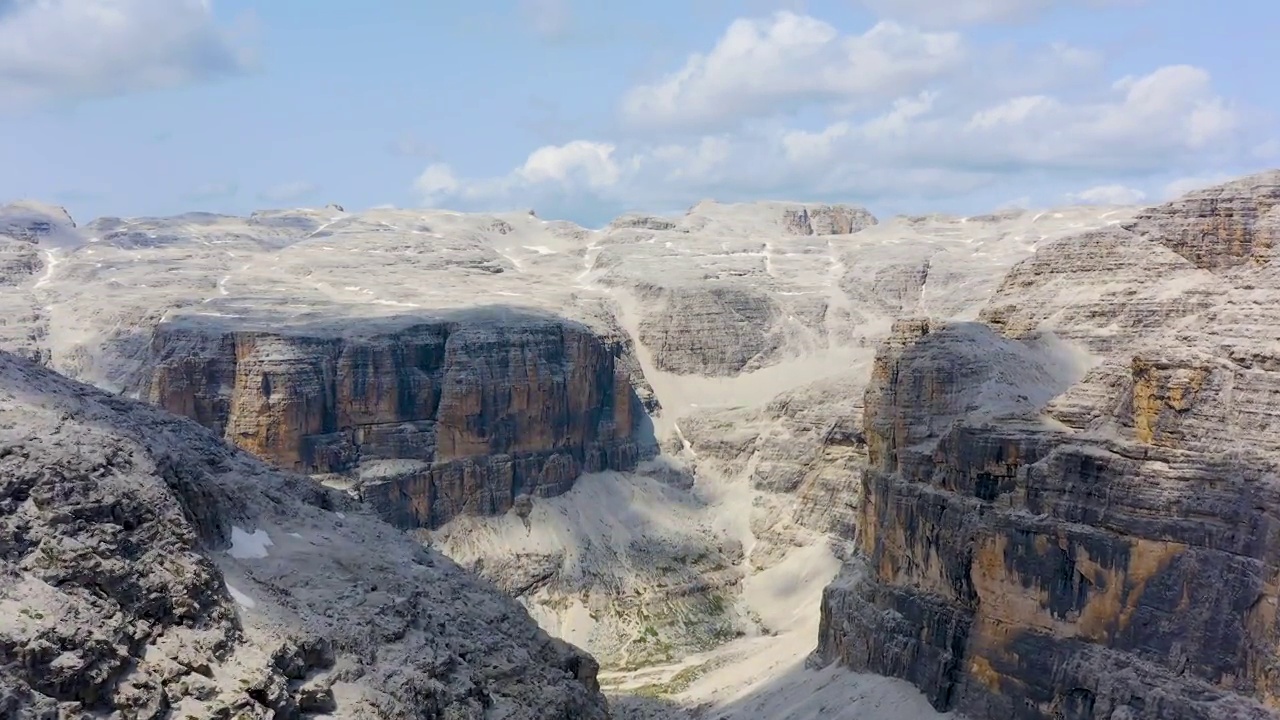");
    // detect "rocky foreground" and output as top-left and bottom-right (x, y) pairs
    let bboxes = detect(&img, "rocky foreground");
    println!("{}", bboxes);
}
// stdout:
(0, 350), (606, 718)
